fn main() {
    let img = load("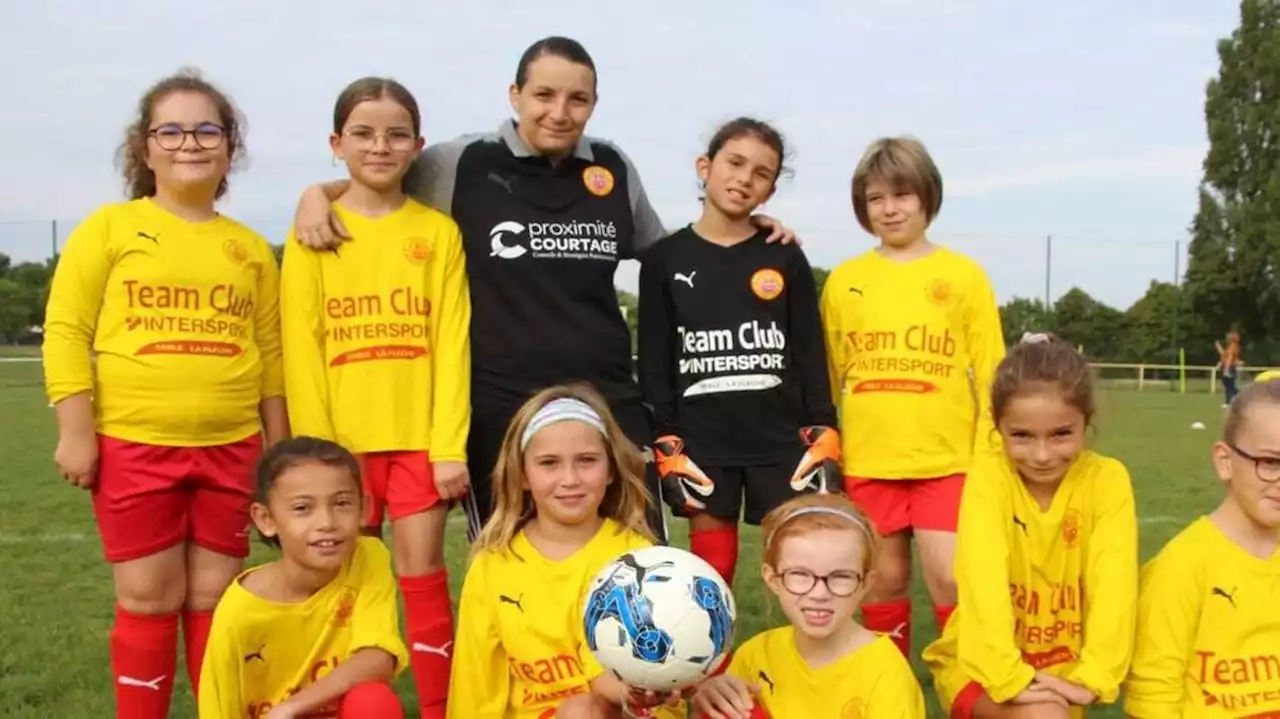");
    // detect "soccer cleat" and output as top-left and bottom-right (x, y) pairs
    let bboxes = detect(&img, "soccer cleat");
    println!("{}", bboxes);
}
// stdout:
(789, 426), (843, 494)
(653, 435), (715, 513)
